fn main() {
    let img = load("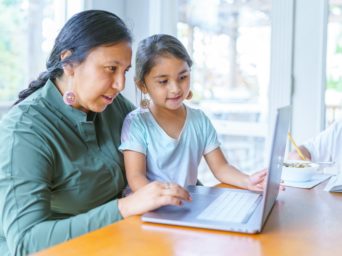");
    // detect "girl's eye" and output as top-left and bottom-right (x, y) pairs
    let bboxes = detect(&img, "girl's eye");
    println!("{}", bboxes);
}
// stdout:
(158, 80), (168, 85)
